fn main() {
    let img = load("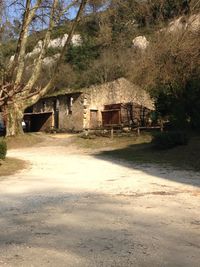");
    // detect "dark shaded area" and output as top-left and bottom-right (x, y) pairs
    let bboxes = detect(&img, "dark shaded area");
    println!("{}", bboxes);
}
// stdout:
(24, 112), (53, 132)
(94, 137), (200, 187)
(0, 112), (6, 136)
(0, 189), (199, 267)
